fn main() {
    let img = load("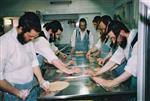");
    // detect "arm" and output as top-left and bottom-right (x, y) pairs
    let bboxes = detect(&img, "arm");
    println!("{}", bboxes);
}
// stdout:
(95, 60), (117, 76)
(89, 32), (94, 49)
(33, 37), (78, 74)
(86, 47), (96, 58)
(86, 39), (100, 58)
(0, 80), (20, 97)
(33, 66), (44, 85)
(111, 71), (132, 86)
(103, 50), (112, 62)
(70, 30), (76, 54)
(57, 51), (67, 60)
(97, 50), (112, 65)
(92, 71), (132, 89)
(52, 59), (75, 74)
(99, 46), (125, 71)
